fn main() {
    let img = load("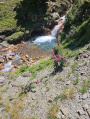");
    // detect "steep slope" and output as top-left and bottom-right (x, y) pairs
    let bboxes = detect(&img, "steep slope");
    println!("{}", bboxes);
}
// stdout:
(58, 0), (90, 49)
